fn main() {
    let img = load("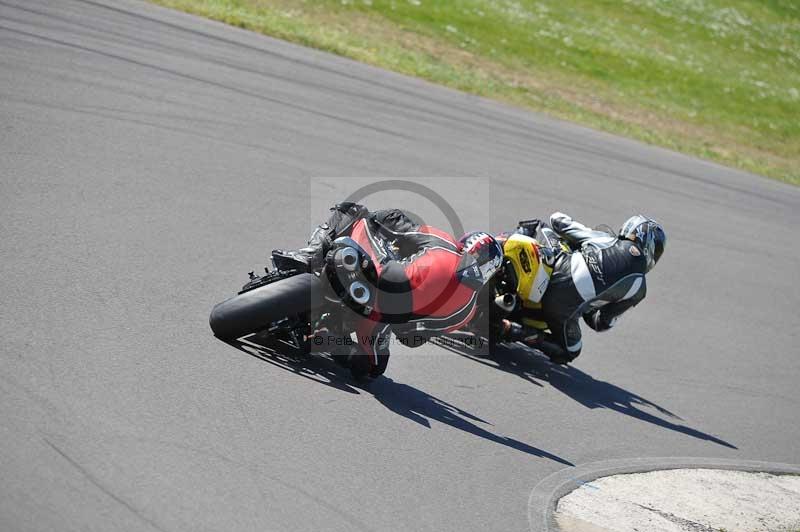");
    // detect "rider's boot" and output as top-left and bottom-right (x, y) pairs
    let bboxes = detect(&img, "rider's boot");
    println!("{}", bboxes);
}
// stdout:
(498, 319), (542, 344)
(271, 223), (332, 272)
(537, 338), (577, 365)
(271, 202), (368, 273)
(271, 247), (318, 272)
